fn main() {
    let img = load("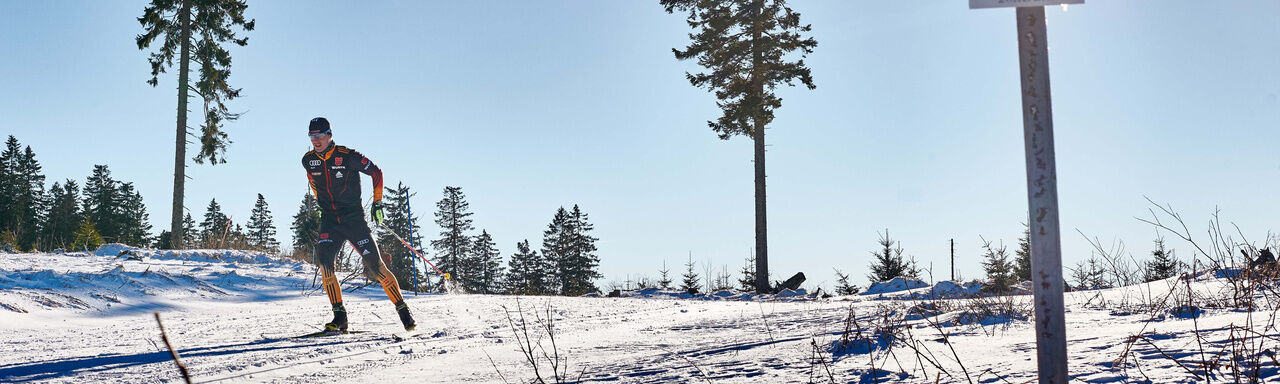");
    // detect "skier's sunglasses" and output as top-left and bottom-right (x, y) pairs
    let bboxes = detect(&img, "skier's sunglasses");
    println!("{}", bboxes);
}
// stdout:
(308, 130), (331, 139)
